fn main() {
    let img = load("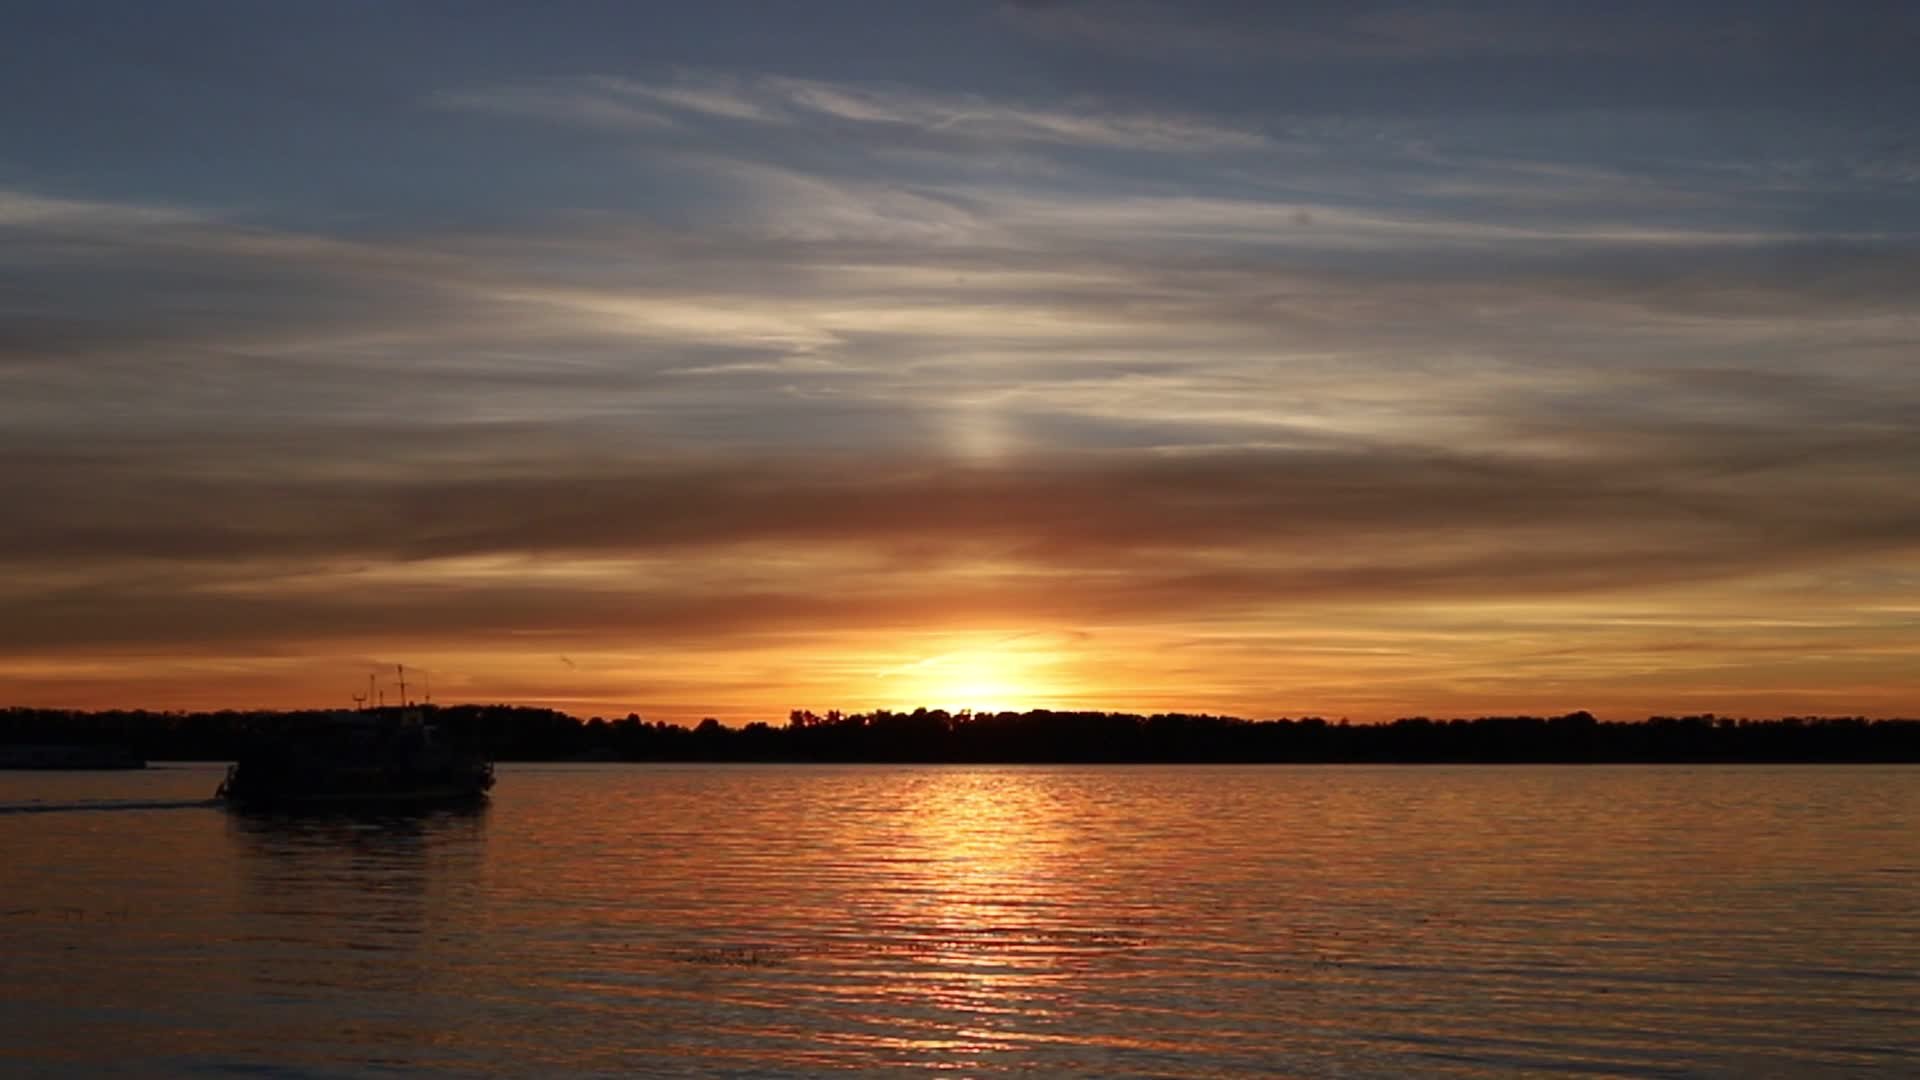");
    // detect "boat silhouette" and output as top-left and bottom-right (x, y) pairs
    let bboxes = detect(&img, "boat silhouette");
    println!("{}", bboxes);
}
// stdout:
(217, 697), (493, 810)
